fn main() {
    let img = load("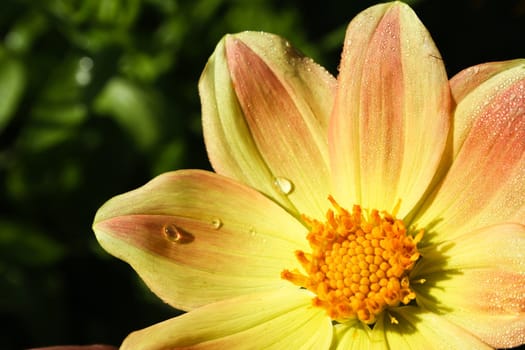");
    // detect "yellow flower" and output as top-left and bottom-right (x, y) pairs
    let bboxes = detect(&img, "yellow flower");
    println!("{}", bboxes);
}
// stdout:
(93, 2), (525, 349)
